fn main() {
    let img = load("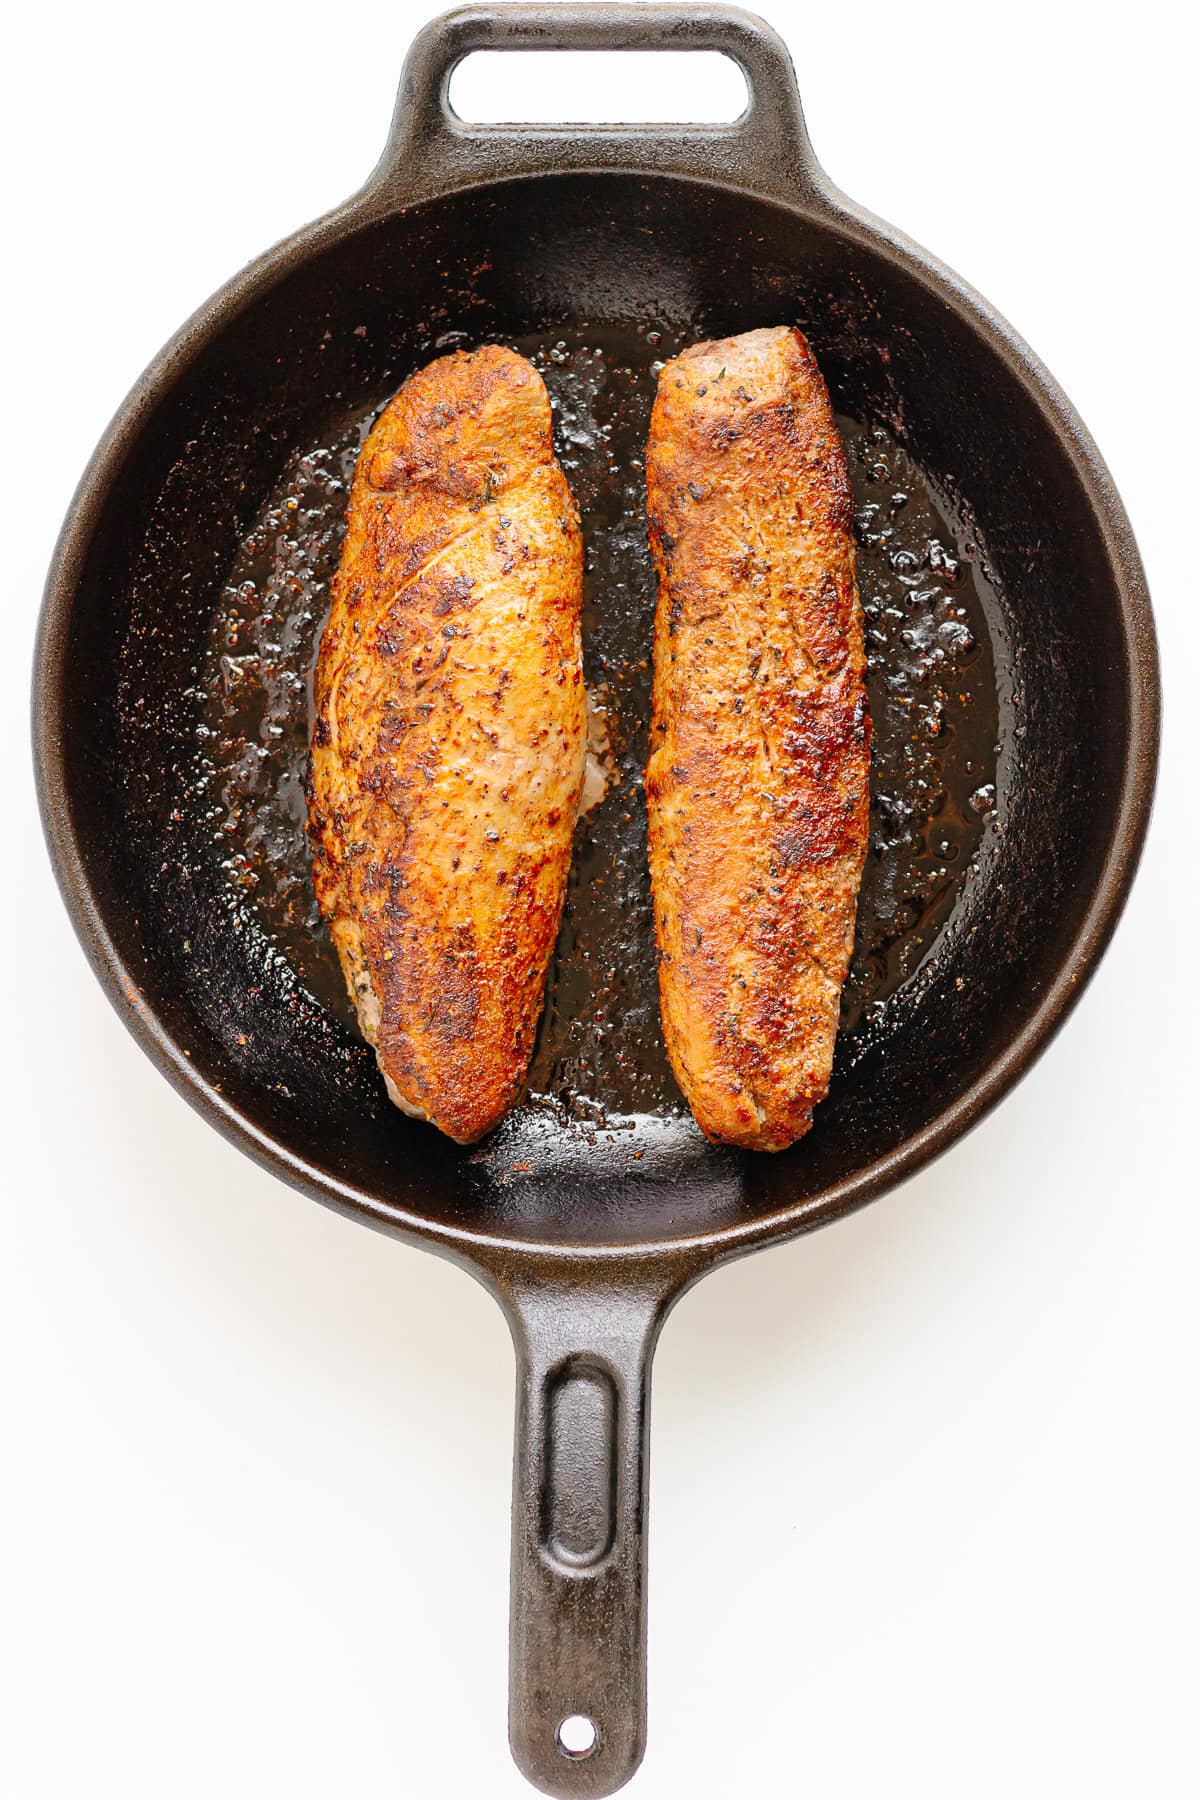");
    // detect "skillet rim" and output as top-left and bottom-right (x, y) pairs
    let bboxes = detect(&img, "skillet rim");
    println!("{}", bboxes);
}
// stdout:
(31, 165), (1161, 1276)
